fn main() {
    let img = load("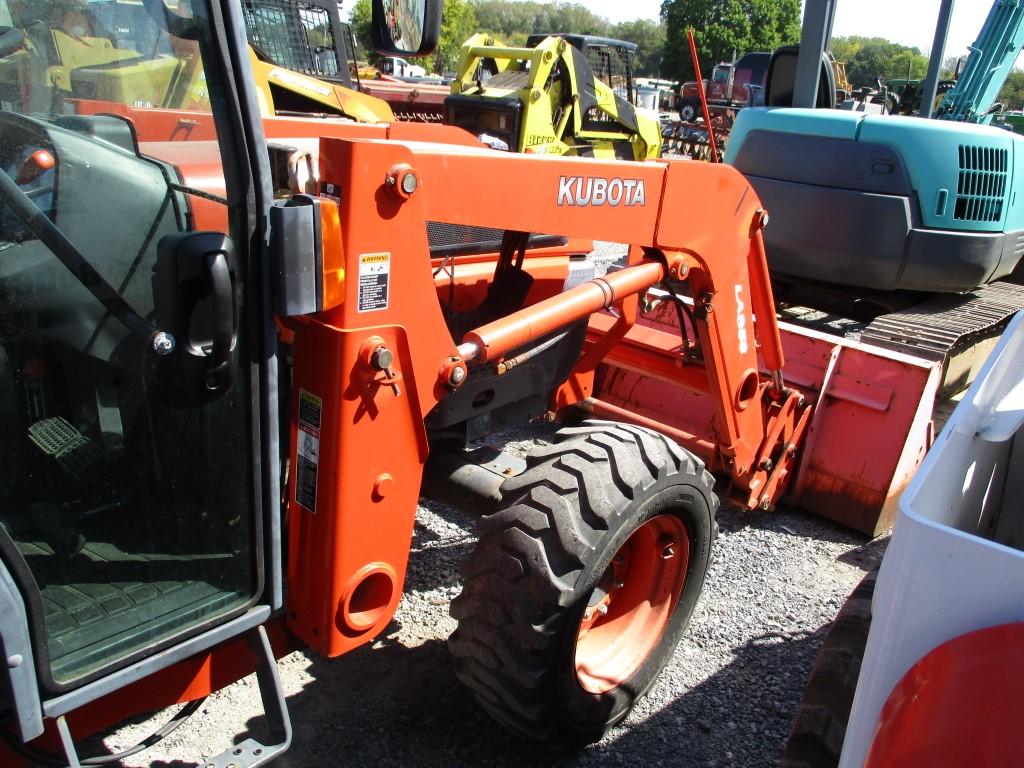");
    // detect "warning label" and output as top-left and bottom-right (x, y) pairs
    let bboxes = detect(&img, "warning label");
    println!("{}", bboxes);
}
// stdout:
(295, 390), (322, 513)
(357, 252), (390, 312)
